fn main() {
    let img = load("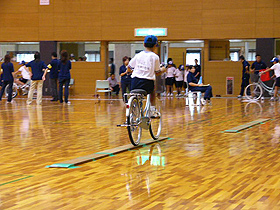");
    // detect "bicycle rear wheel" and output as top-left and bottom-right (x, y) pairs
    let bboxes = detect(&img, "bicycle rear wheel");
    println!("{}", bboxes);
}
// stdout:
(245, 84), (262, 100)
(149, 108), (162, 140)
(127, 96), (142, 146)
(5, 84), (18, 98)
